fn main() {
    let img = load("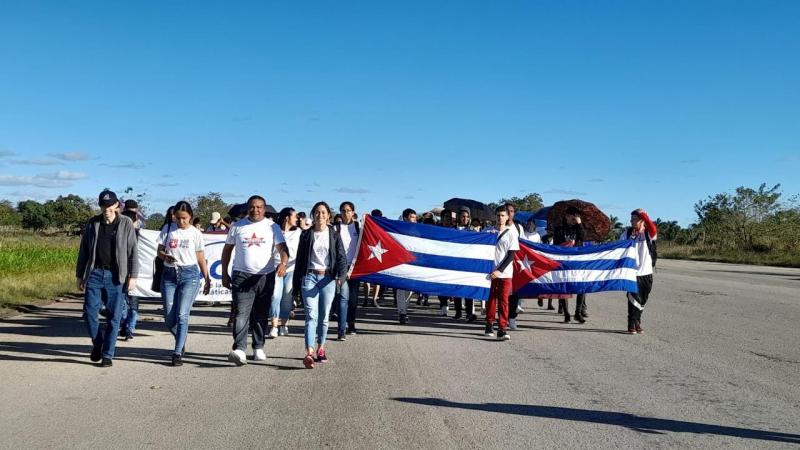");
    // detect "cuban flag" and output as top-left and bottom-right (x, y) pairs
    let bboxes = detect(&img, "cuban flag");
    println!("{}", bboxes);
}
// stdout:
(513, 239), (639, 296)
(351, 215), (498, 301)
